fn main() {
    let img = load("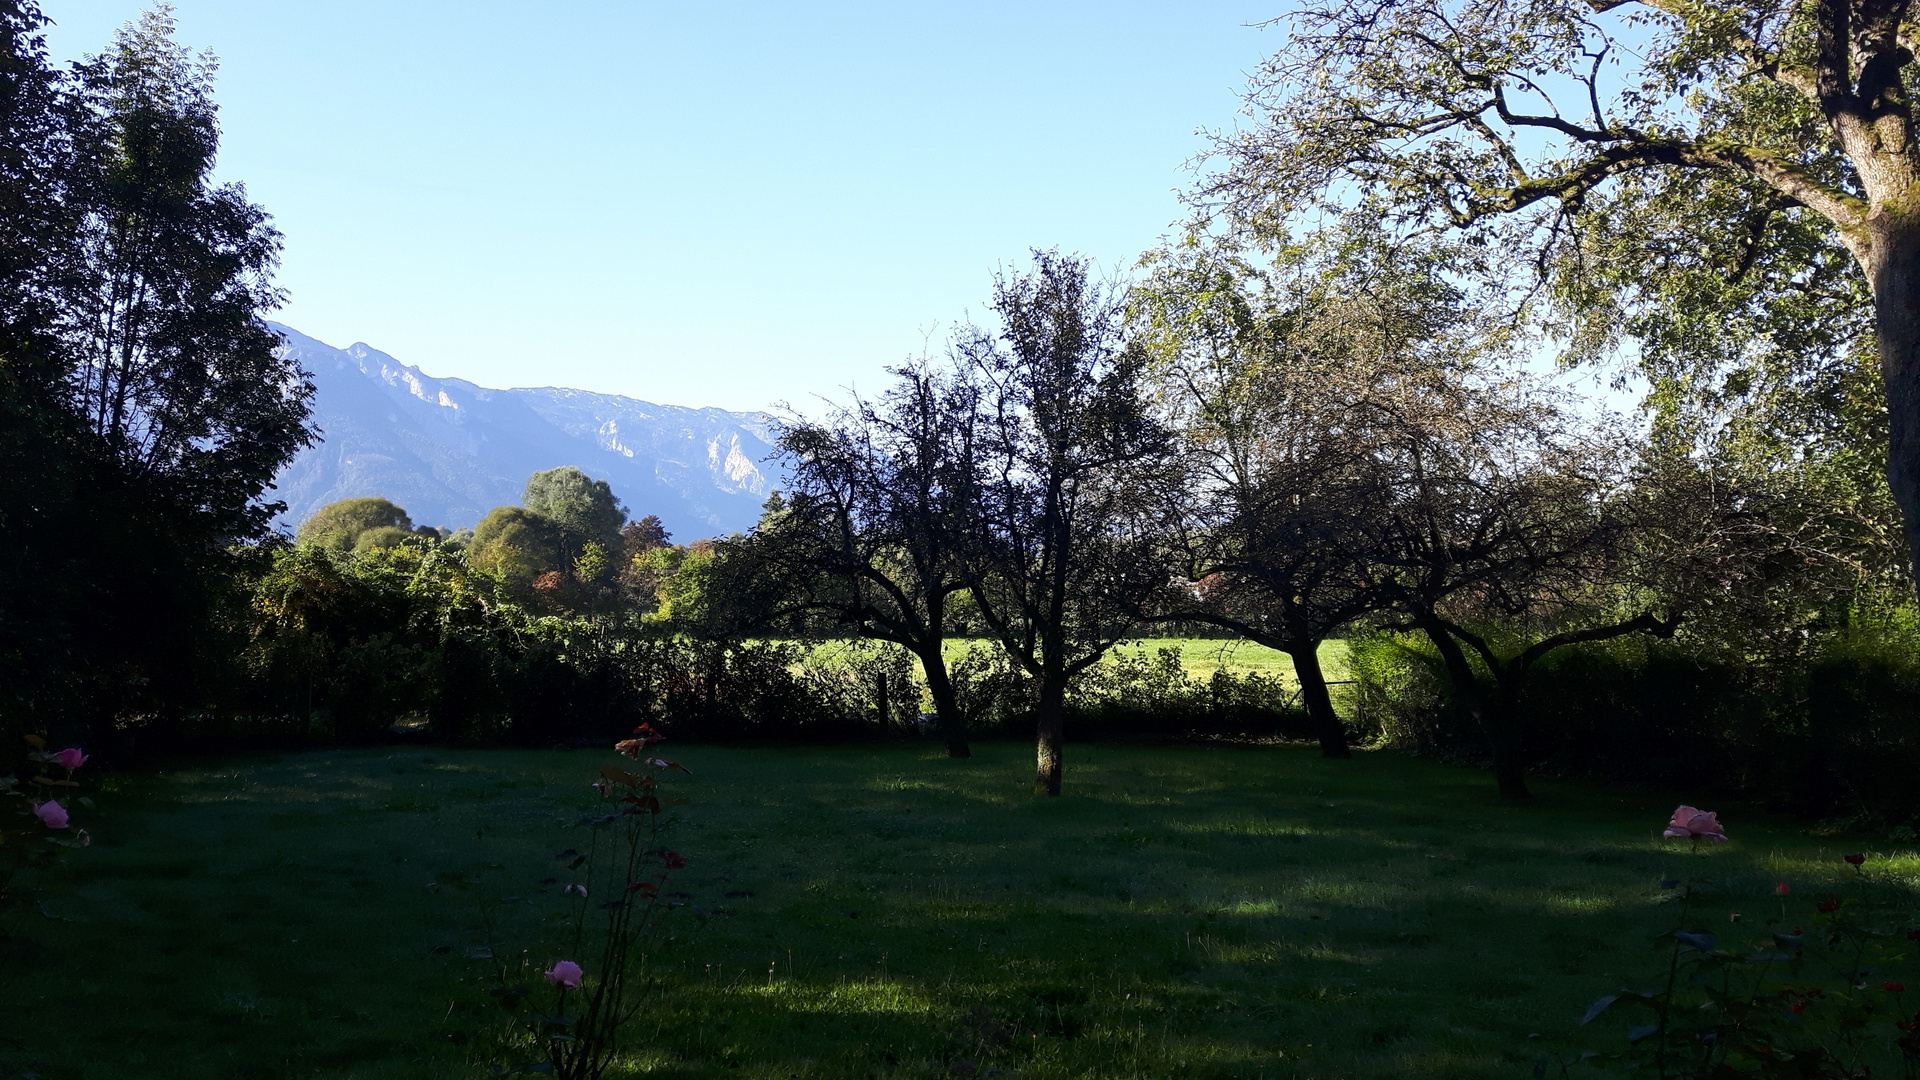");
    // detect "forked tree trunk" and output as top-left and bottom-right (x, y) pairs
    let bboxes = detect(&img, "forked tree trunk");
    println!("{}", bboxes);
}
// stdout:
(1034, 674), (1065, 796)
(919, 648), (971, 758)
(1284, 639), (1350, 759)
